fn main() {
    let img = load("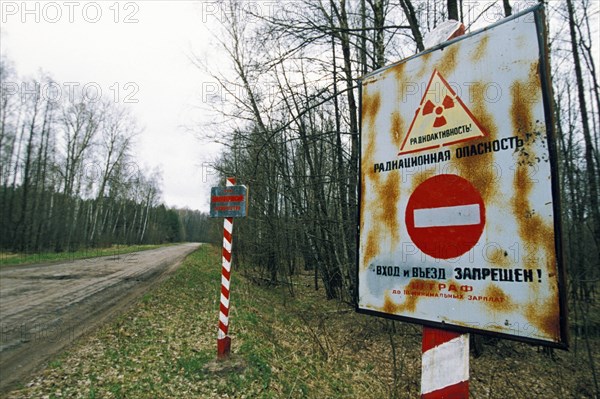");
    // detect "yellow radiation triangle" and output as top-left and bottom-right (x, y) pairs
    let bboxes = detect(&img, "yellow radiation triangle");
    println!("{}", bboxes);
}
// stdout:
(399, 69), (487, 155)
